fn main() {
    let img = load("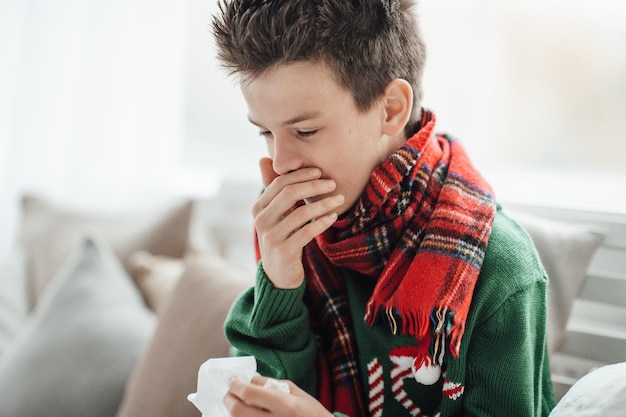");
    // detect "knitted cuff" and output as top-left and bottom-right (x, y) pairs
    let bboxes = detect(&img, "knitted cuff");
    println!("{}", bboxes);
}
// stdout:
(251, 262), (307, 327)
